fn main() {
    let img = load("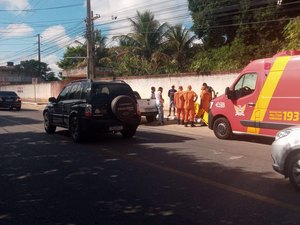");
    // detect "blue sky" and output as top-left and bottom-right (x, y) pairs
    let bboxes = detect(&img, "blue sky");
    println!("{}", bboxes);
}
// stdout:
(0, 0), (192, 74)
